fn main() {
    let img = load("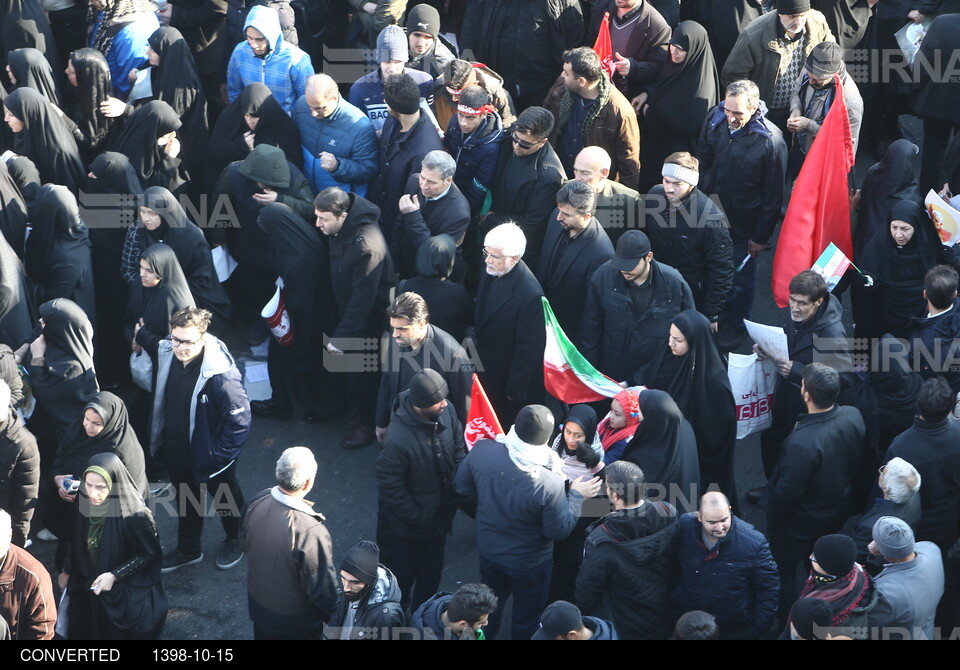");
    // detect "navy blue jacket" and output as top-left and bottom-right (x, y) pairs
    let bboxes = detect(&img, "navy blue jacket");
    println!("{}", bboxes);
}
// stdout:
(443, 111), (504, 216)
(908, 298), (960, 393)
(672, 512), (779, 639)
